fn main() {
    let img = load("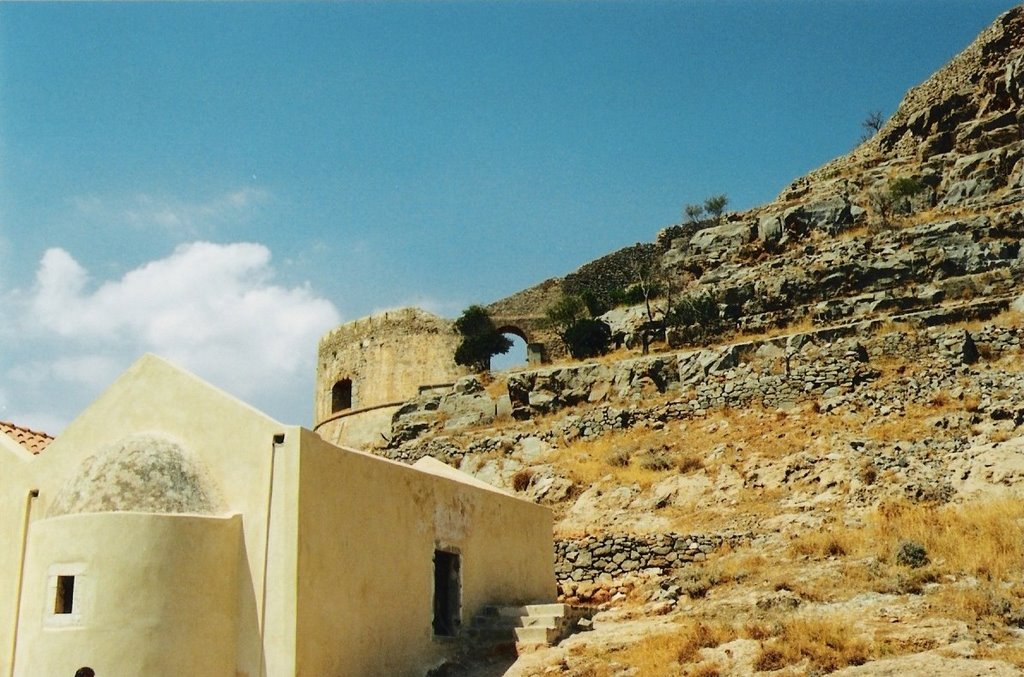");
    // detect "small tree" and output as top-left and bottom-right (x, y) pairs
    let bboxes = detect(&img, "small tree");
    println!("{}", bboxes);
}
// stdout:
(453, 305), (512, 372)
(544, 295), (588, 336)
(870, 176), (927, 230)
(703, 194), (729, 224)
(545, 295), (612, 359)
(666, 291), (720, 343)
(868, 188), (896, 230)
(861, 110), (884, 141)
(683, 203), (705, 223)
(627, 247), (675, 355)
(563, 318), (612, 359)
